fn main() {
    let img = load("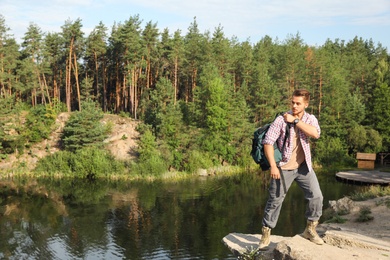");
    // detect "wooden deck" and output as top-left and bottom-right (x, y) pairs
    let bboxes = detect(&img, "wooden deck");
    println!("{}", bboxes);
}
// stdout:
(336, 170), (390, 186)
